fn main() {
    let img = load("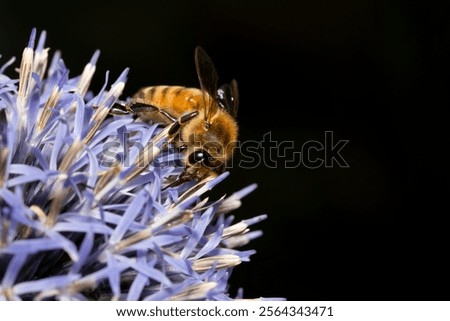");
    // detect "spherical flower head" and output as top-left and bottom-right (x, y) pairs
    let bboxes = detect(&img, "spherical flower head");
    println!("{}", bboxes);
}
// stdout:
(0, 29), (271, 301)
